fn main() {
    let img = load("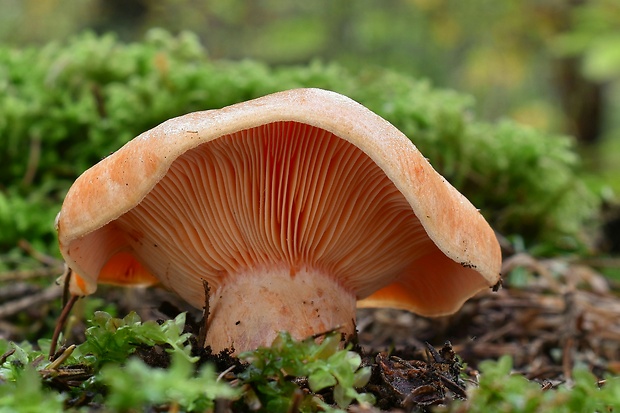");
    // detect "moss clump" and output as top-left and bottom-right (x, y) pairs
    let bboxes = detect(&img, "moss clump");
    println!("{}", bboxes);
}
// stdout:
(0, 29), (599, 253)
